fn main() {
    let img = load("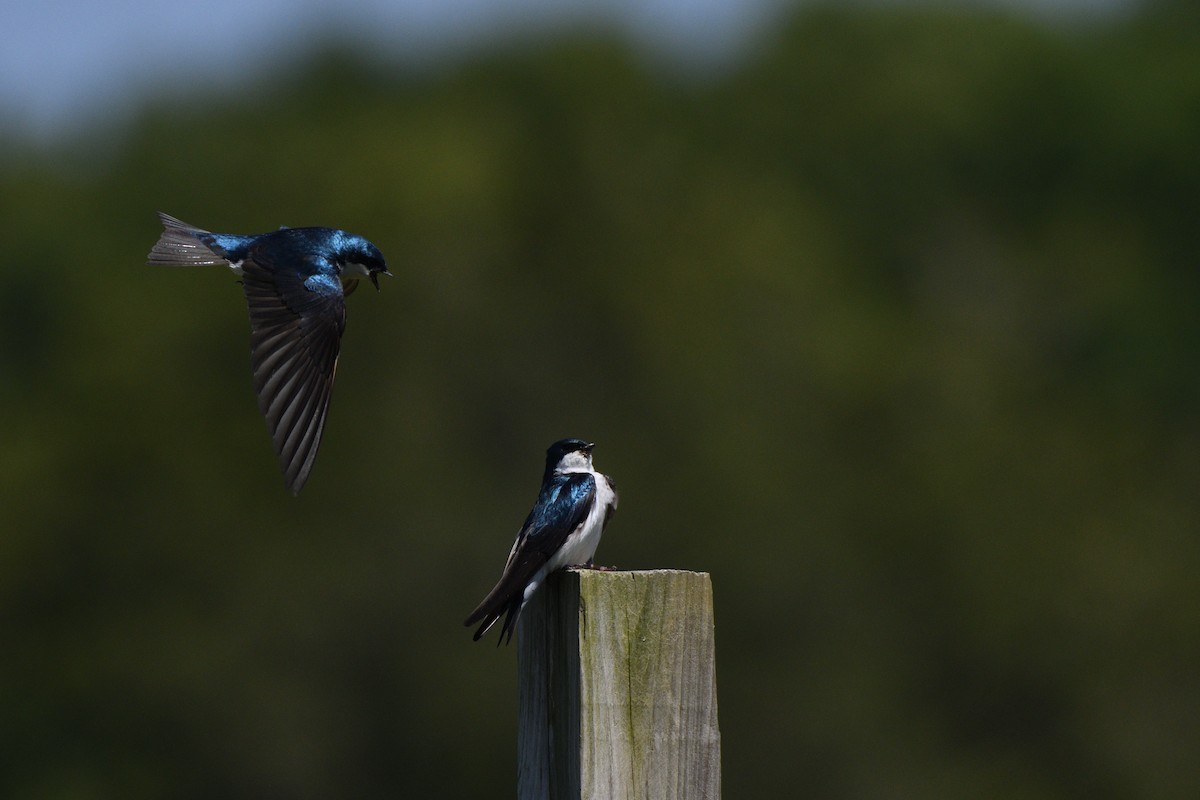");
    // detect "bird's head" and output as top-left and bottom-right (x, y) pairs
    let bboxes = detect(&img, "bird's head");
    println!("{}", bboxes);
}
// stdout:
(338, 235), (392, 290)
(546, 438), (595, 475)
